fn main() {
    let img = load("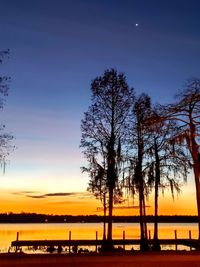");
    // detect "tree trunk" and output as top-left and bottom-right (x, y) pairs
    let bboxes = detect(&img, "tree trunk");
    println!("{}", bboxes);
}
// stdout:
(139, 187), (145, 241)
(105, 131), (115, 251)
(136, 127), (149, 251)
(142, 196), (148, 240)
(152, 139), (161, 250)
(107, 186), (113, 242)
(193, 162), (200, 249)
(154, 180), (158, 238)
(103, 193), (106, 240)
(139, 182), (149, 251)
(190, 117), (200, 249)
